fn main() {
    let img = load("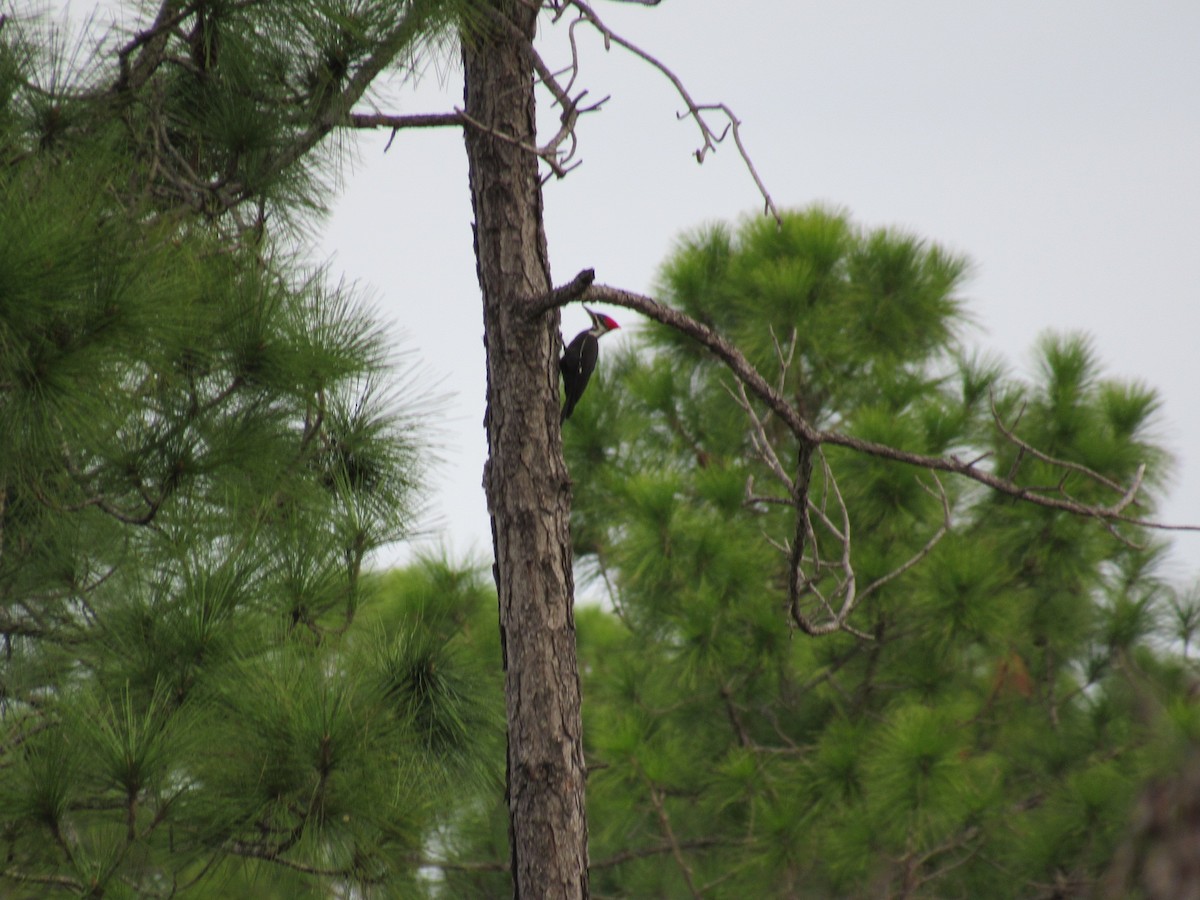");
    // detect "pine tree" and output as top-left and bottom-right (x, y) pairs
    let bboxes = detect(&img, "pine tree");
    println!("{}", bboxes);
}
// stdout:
(0, 6), (501, 895)
(556, 209), (1197, 898)
(5, 6), (1188, 895)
